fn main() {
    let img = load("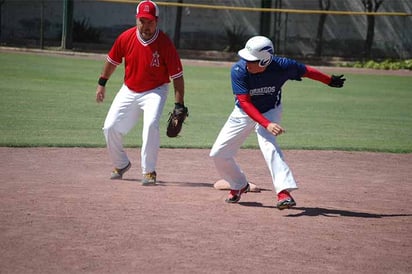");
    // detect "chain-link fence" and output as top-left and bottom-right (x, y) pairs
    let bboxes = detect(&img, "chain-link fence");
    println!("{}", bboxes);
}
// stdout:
(0, 0), (411, 60)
